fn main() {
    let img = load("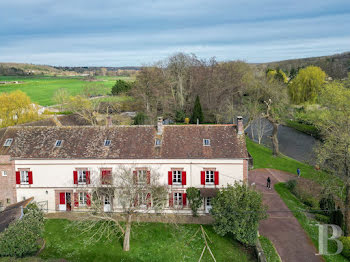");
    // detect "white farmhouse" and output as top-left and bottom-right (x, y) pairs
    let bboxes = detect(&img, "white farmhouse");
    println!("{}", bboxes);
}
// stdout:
(0, 117), (249, 214)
